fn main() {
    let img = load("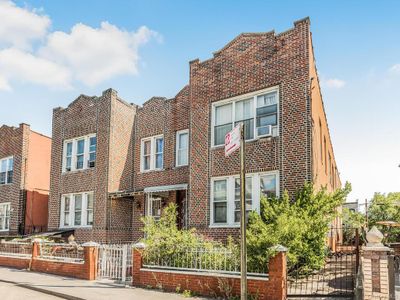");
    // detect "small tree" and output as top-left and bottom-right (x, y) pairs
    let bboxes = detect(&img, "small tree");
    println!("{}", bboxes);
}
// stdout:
(368, 192), (400, 243)
(247, 182), (351, 274)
